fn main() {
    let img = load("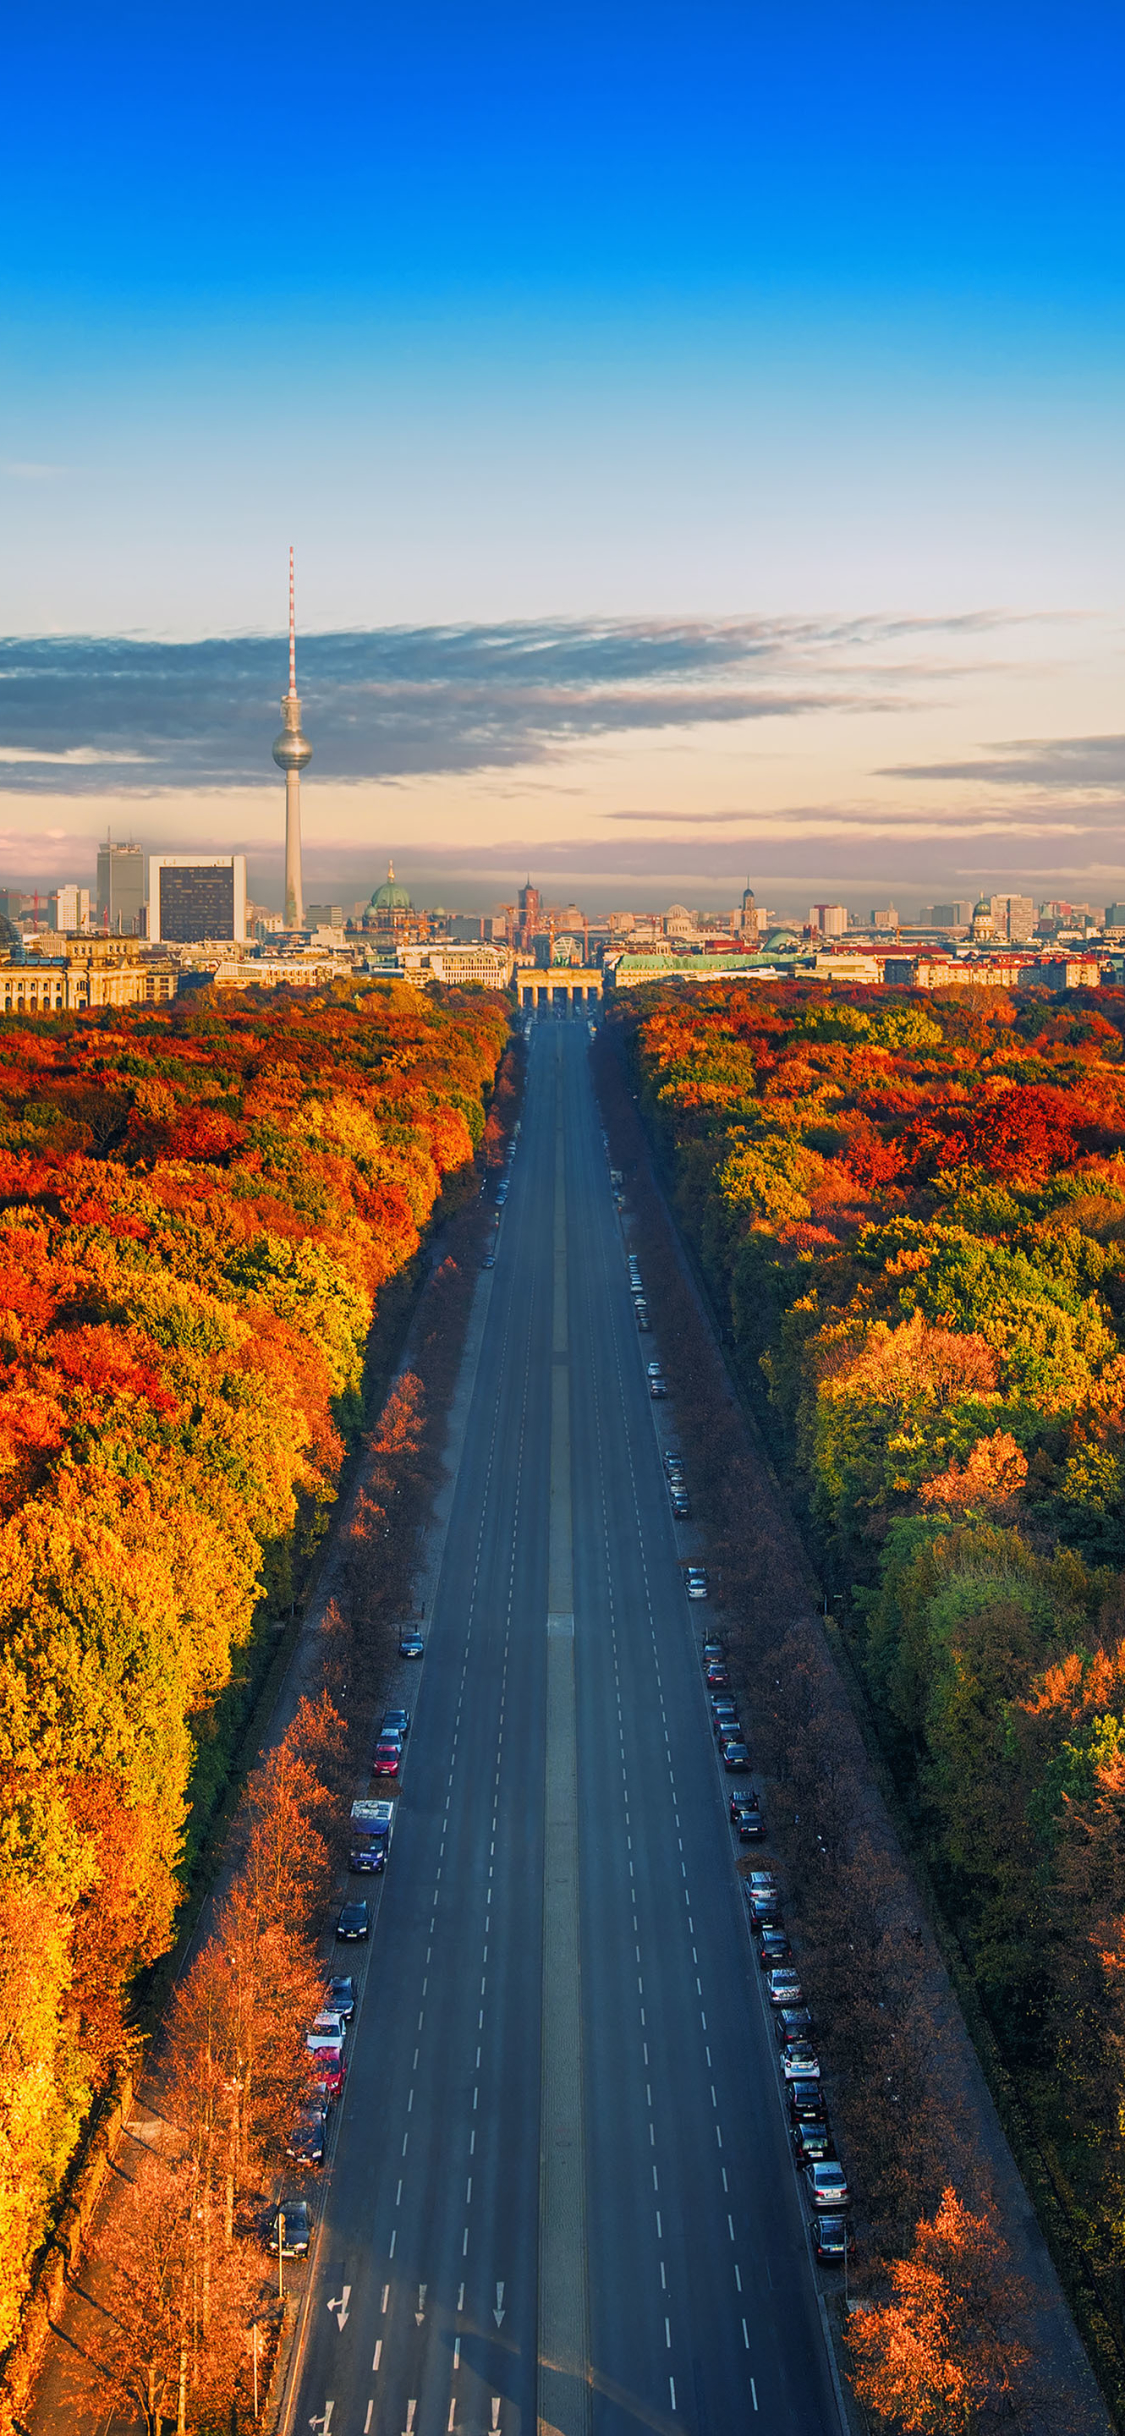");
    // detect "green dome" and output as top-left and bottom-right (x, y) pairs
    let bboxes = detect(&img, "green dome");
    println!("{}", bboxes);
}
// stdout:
(369, 860), (412, 913)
